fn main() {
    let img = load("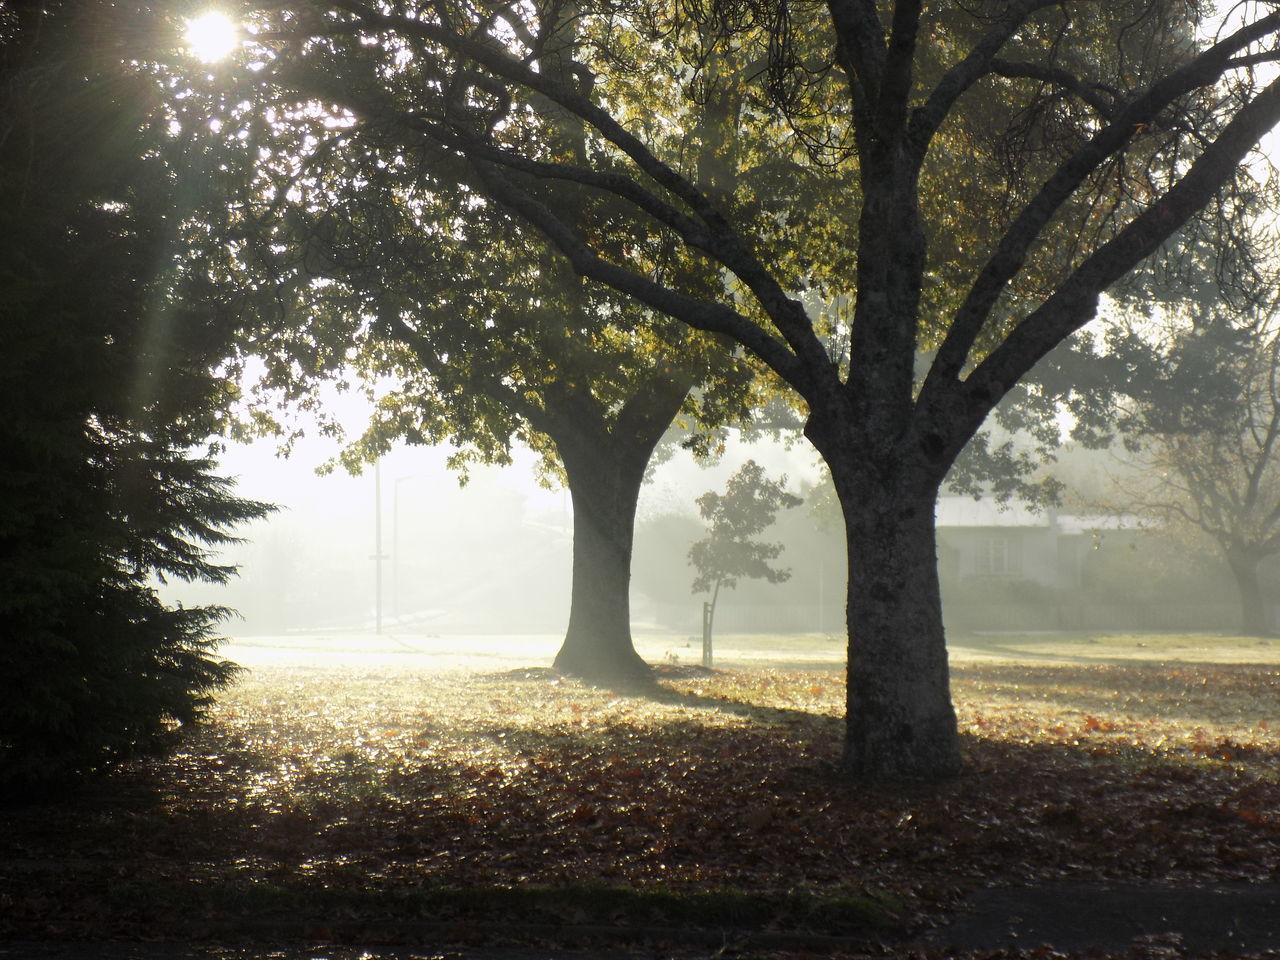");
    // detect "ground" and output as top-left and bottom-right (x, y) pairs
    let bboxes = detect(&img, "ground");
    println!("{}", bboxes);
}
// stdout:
(1, 630), (1278, 959)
